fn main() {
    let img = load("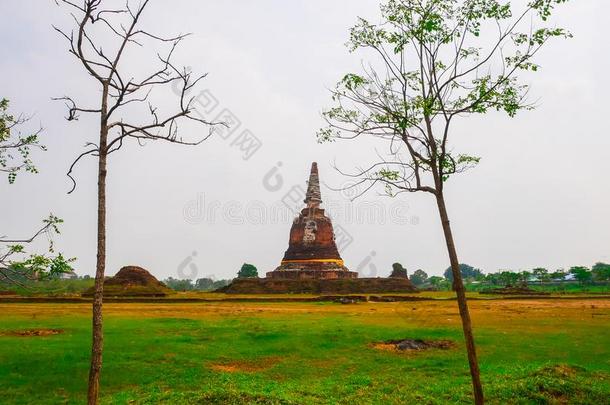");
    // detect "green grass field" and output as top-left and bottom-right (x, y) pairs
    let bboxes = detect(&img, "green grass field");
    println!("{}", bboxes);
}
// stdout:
(1, 297), (609, 404)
